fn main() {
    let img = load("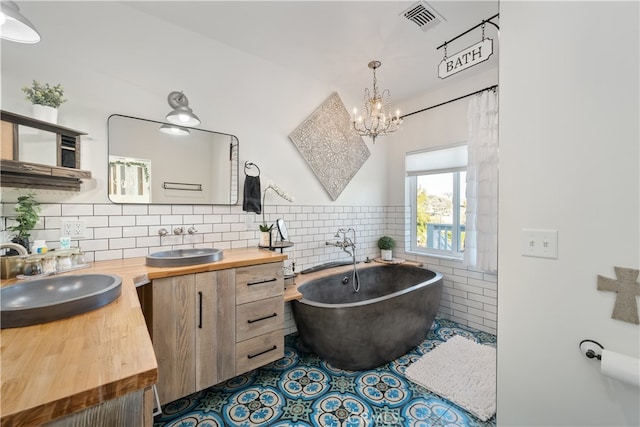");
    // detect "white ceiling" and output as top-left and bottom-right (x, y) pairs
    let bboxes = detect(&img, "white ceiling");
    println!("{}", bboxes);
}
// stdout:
(8, 1), (499, 108)
(120, 0), (499, 102)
